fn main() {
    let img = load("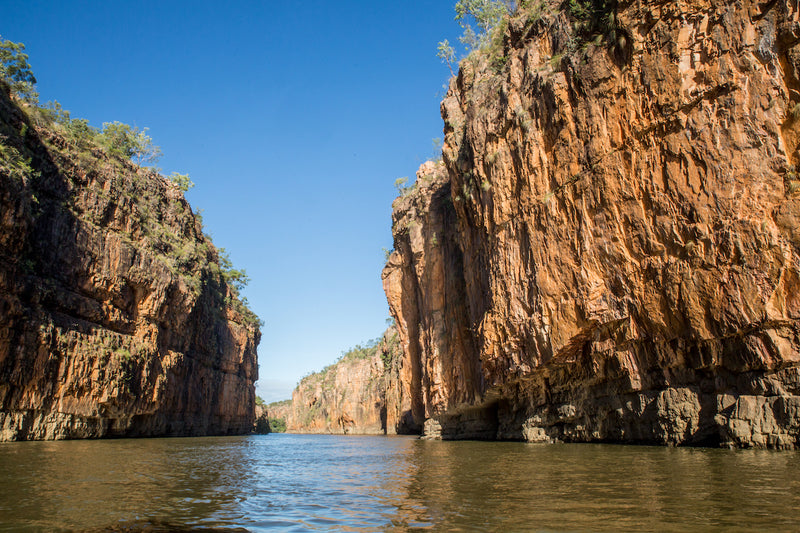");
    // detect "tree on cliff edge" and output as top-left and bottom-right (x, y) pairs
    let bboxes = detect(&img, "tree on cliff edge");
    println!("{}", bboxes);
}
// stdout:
(0, 37), (37, 102)
(438, 0), (516, 72)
